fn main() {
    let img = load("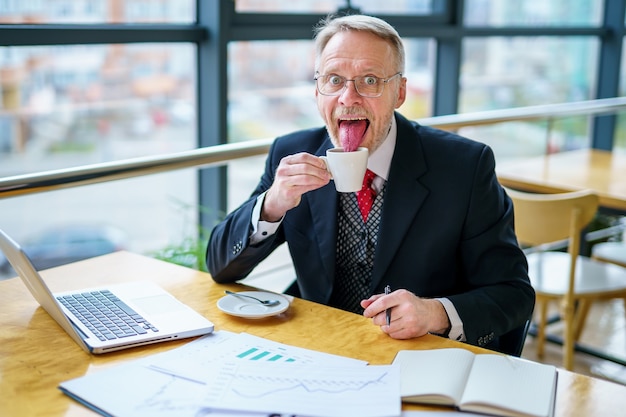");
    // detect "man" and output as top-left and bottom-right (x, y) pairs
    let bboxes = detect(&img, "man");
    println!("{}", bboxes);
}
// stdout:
(206, 14), (534, 350)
